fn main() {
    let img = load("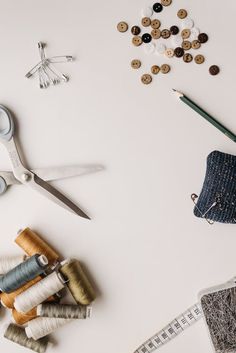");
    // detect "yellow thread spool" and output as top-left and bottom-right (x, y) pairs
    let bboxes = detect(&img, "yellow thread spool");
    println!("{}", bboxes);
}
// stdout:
(59, 259), (96, 305)
(15, 228), (60, 265)
(12, 308), (37, 325)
